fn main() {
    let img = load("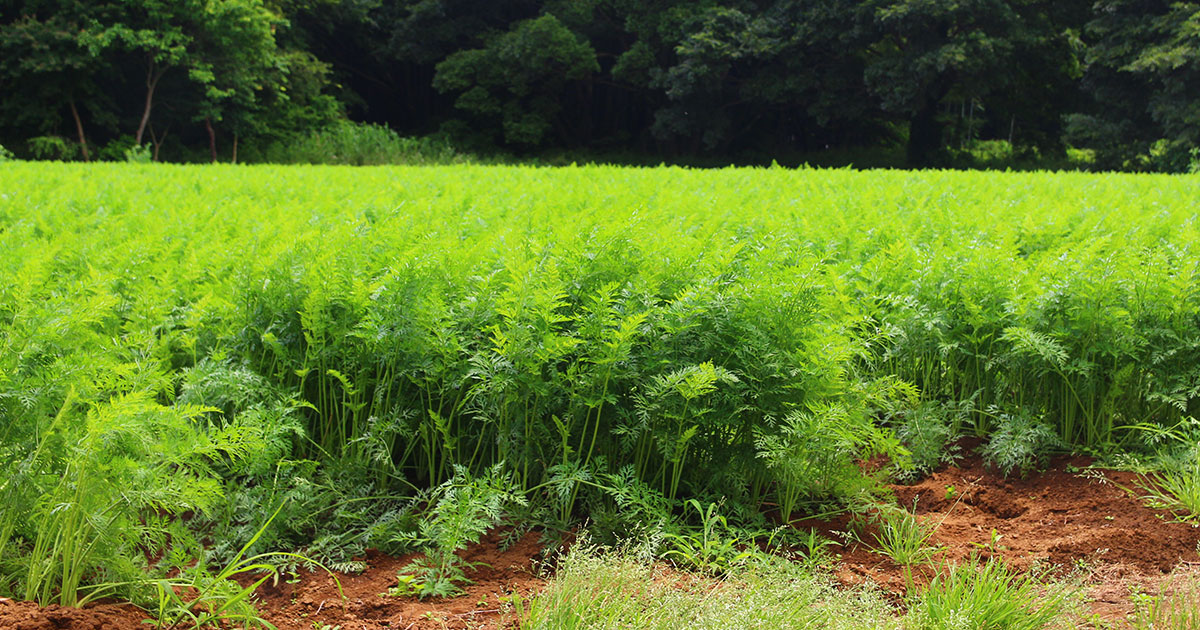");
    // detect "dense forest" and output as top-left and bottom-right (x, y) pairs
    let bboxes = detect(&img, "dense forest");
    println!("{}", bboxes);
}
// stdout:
(1, 0), (1198, 170)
